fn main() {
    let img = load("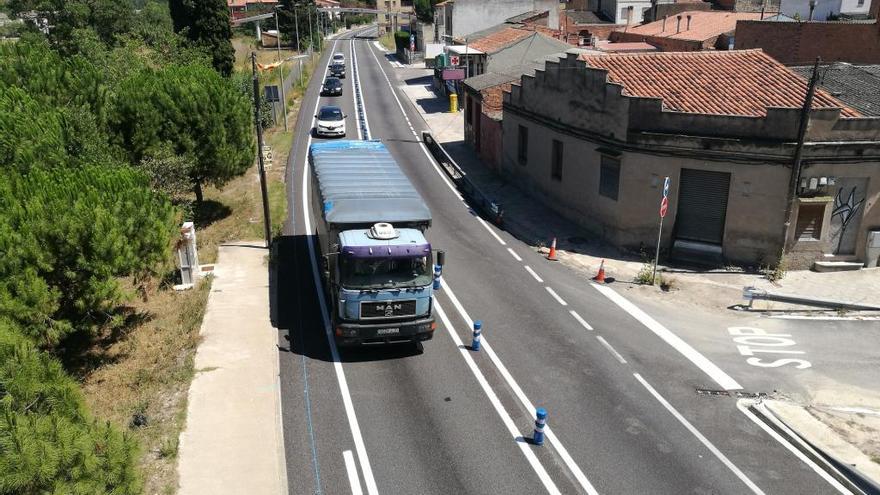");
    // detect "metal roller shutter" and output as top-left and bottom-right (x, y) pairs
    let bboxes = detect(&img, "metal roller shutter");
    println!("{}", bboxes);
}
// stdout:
(675, 169), (731, 245)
